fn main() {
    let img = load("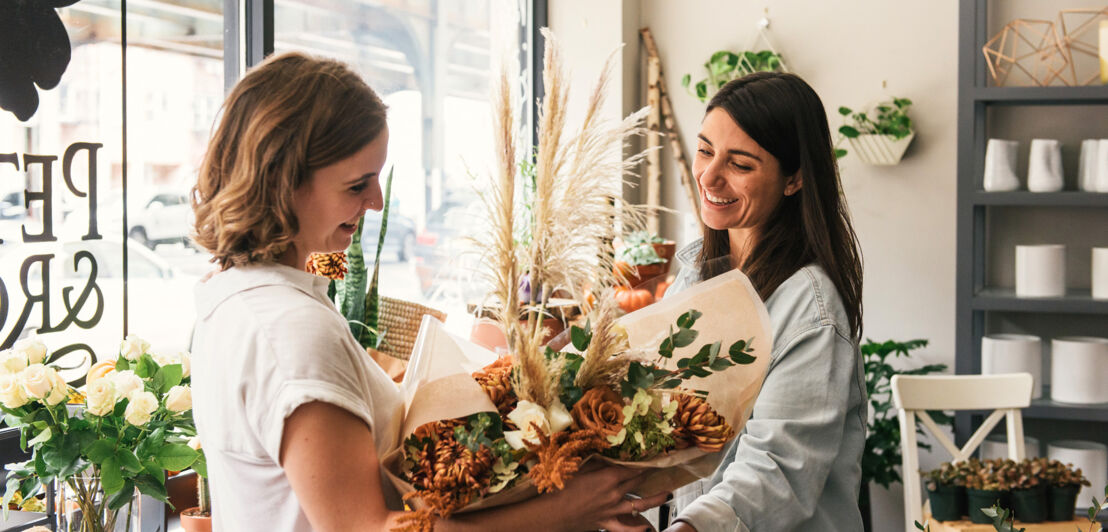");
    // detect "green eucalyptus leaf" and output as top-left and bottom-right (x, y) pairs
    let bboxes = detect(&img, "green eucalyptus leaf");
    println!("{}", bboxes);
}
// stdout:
(672, 328), (698, 348)
(676, 309), (702, 329)
(709, 358), (732, 371)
